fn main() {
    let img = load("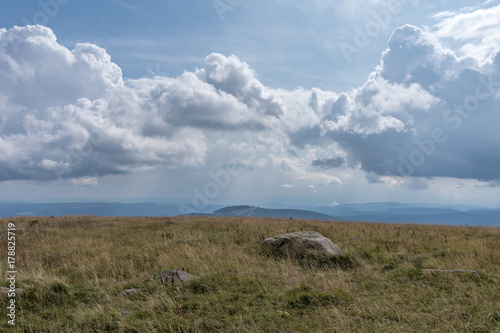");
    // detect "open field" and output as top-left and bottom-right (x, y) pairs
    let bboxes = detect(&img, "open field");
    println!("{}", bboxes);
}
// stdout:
(1, 216), (499, 332)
